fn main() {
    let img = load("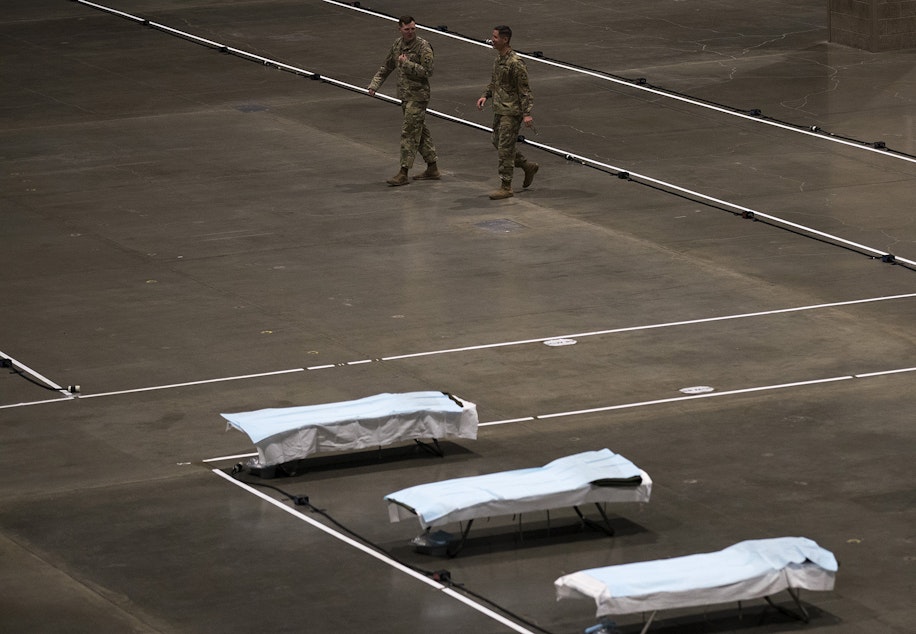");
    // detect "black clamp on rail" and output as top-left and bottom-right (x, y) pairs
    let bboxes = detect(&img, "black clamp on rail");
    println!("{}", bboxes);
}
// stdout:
(431, 569), (452, 584)
(310, 73), (322, 80)
(747, 108), (762, 116)
(741, 210), (756, 220)
(873, 141), (887, 149)
(634, 77), (647, 86)
(617, 171), (630, 180)
(437, 25), (449, 32)
(881, 253), (896, 264)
